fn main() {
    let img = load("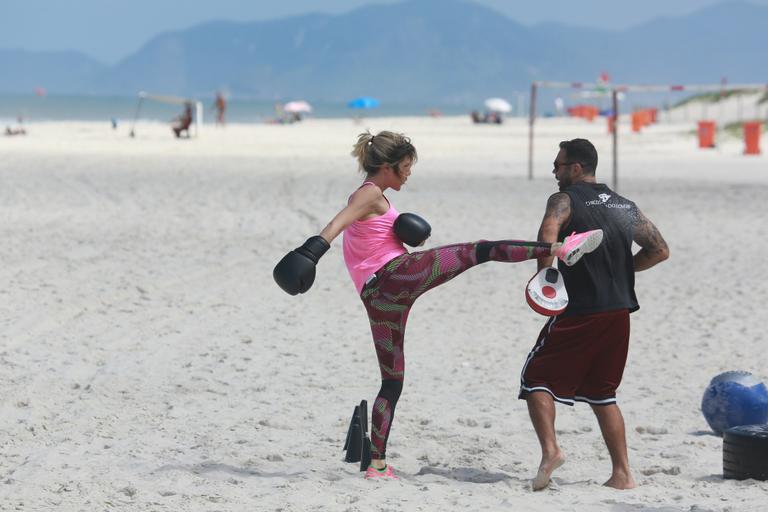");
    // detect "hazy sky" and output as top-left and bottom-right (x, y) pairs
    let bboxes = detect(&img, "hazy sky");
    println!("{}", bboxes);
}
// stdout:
(1, 0), (763, 63)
